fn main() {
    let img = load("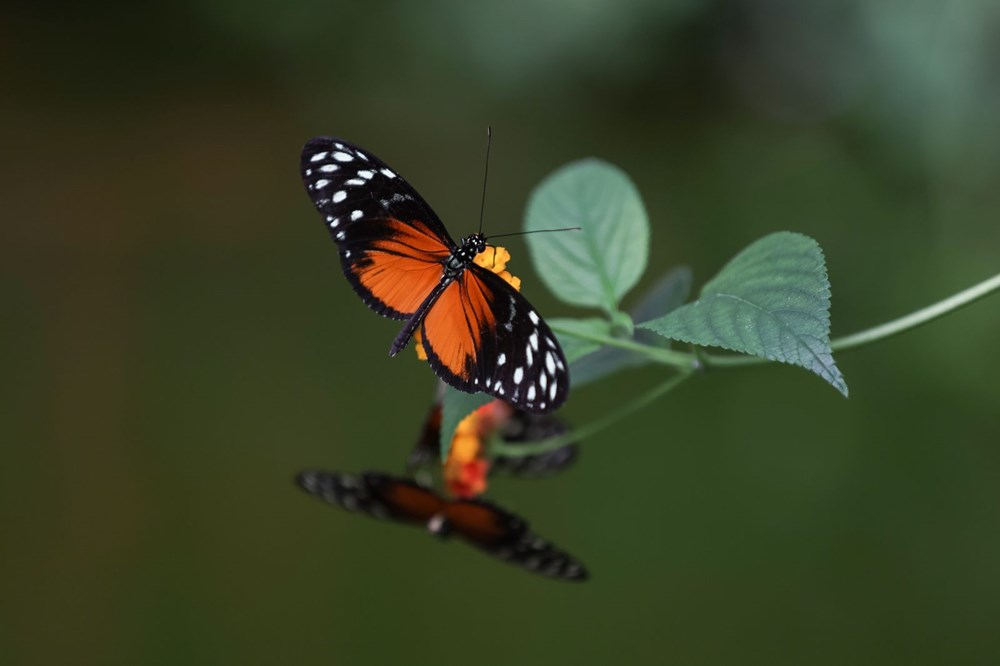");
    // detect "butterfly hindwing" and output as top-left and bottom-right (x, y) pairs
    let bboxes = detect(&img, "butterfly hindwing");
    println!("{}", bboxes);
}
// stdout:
(444, 500), (589, 581)
(493, 411), (579, 477)
(420, 265), (569, 413)
(301, 138), (455, 320)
